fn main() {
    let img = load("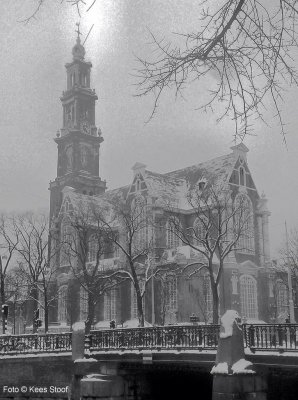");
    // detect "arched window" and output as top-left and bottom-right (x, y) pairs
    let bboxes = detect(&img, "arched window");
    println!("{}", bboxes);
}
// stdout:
(239, 166), (246, 186)
(164, 274), (178, 324)
(203, 274), (213, 323)
(132, 196), (149, 248)
(80, 287), (88, 321)
(104, 288), (117, 321)
(240, 275), (258, 319)
(234, 194), (255, 253)
(276, 281), (289, 319)
(131, 280), (145, 320)
(165, 274), (177, 311)
(87, 234), (99, 263)
(58, 285), (68, 323)
(166, 216), (181, 249)
(193, 216), (208, 245)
